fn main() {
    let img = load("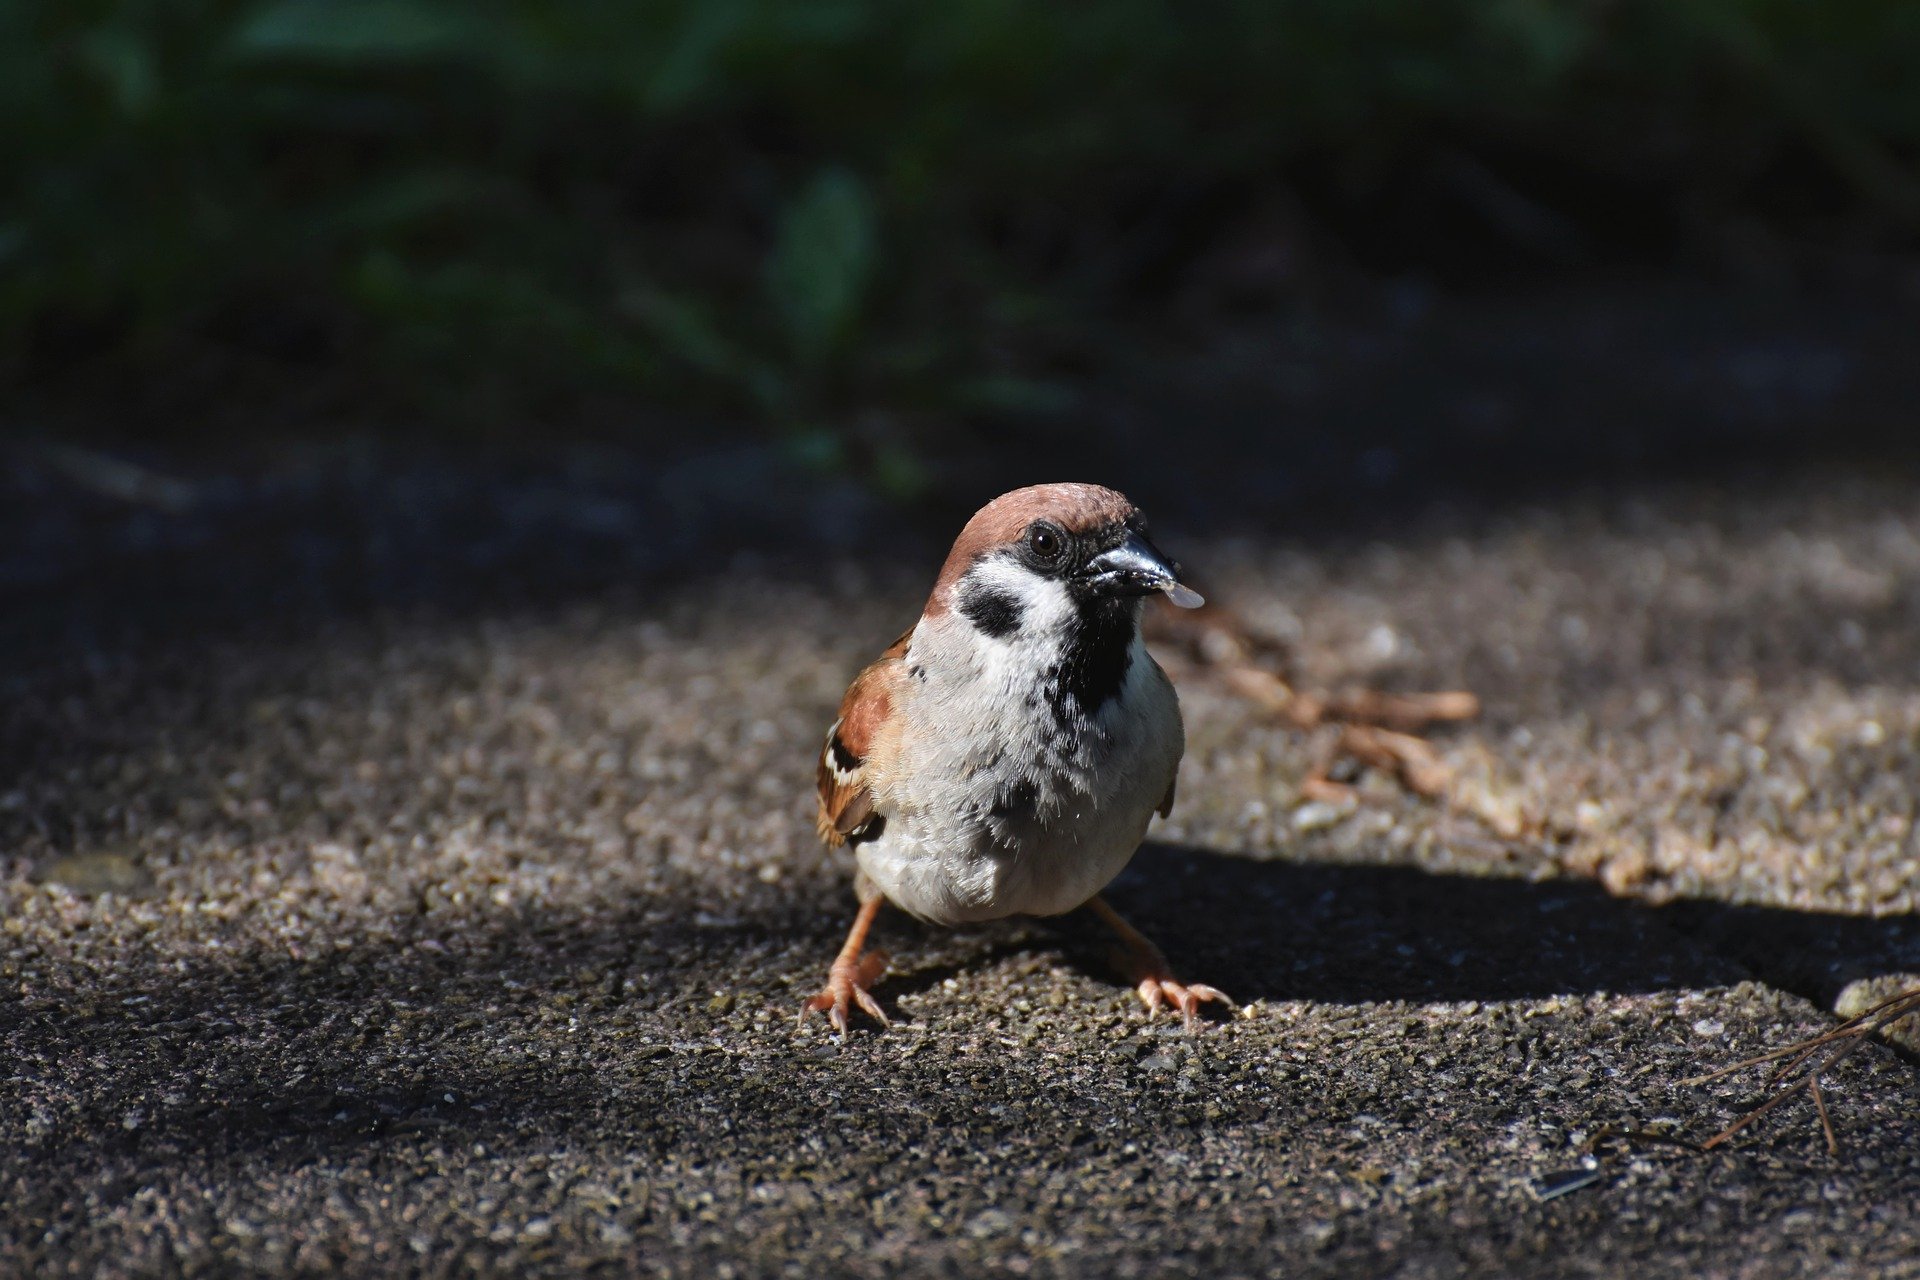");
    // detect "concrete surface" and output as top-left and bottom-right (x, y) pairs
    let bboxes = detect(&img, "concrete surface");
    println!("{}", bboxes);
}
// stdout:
(4, 459), (1920, 1278)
